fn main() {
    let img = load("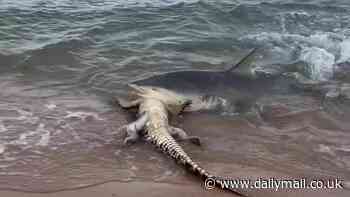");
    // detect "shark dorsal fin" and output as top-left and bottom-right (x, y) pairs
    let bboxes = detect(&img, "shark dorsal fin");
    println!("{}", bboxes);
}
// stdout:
(226, 48), (258, 75)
